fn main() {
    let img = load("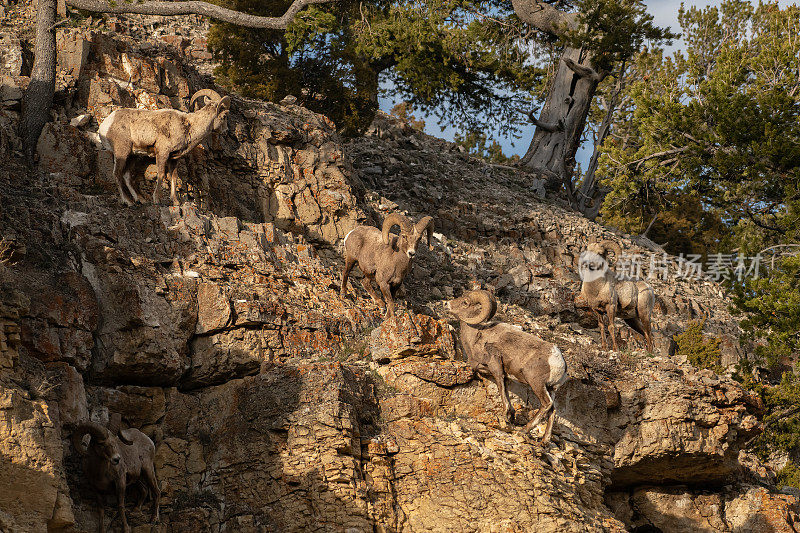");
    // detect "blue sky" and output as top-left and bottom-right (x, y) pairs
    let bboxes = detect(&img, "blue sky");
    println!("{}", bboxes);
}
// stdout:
(377, 0), (796, 165)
